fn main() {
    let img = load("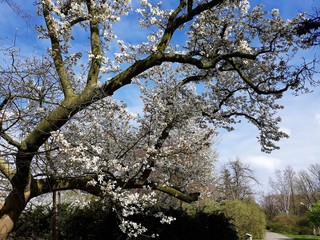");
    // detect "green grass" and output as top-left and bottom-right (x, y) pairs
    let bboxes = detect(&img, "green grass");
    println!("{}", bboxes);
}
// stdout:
(284, 234), (320, 240)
